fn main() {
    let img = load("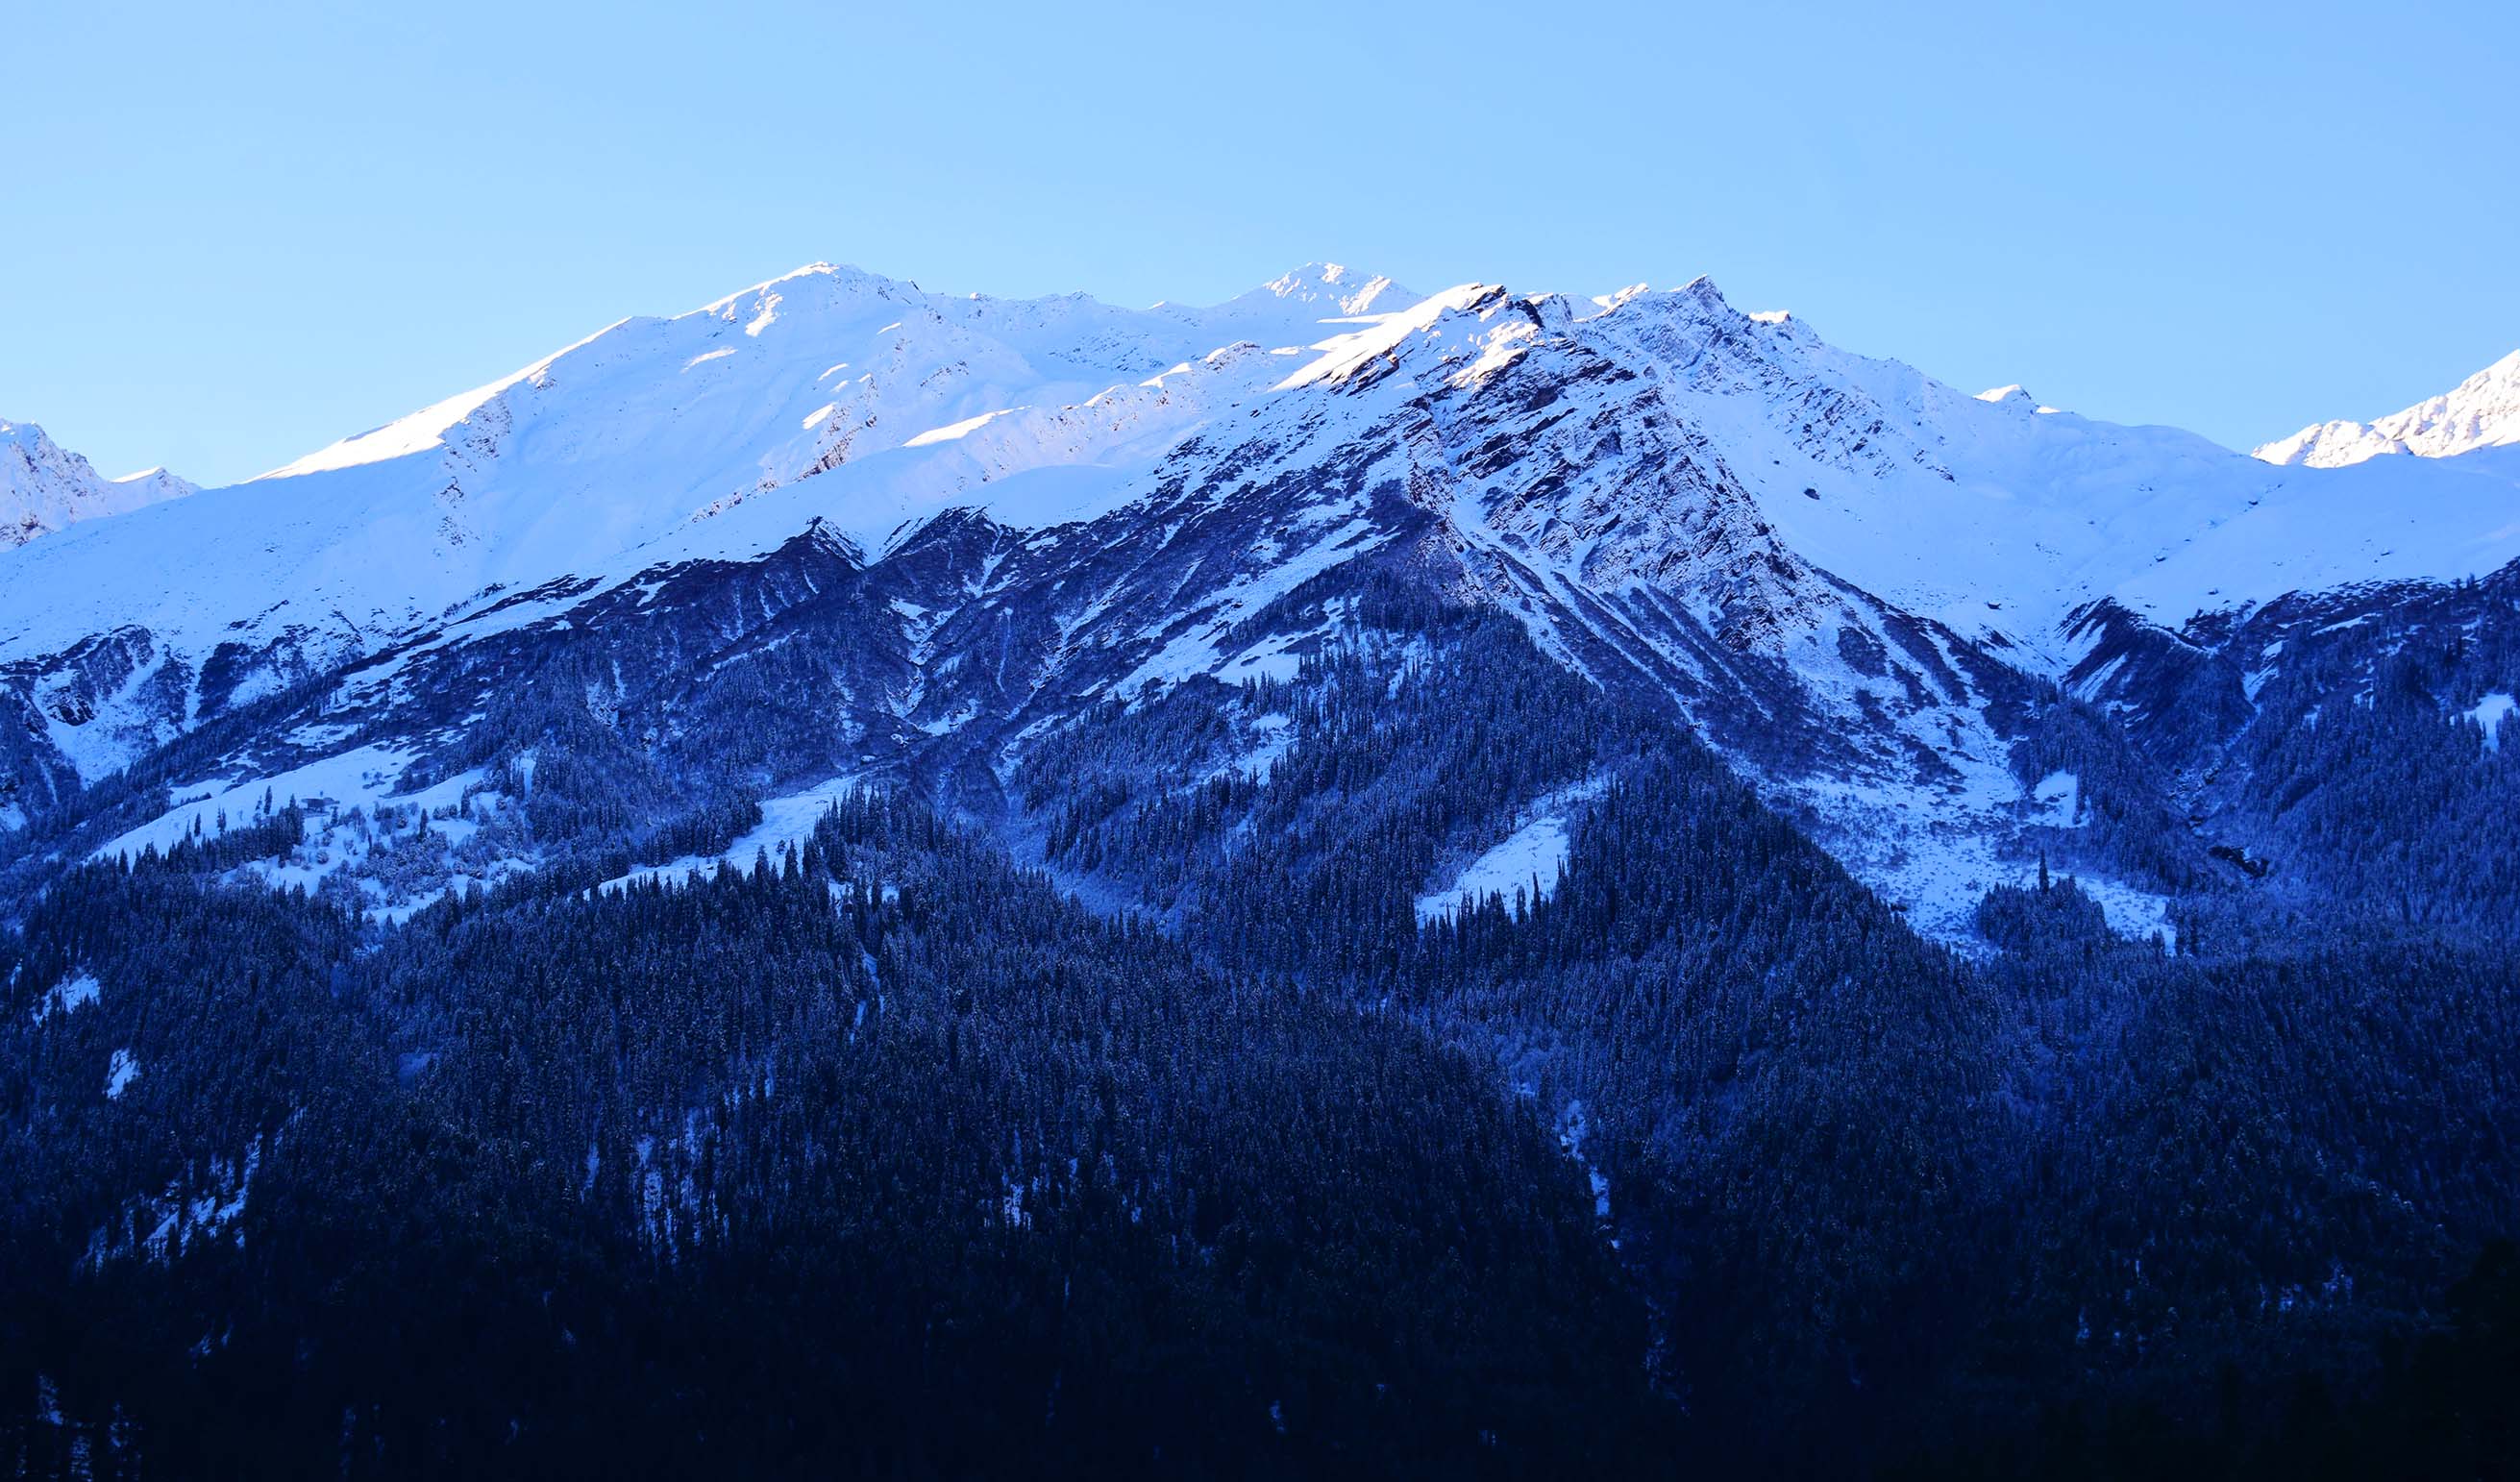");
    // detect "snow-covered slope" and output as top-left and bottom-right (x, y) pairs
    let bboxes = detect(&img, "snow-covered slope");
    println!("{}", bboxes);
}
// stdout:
(1566, 286), (2520, 647)
(7, 259), (2519, 946)
(0, 419), (194, 549)
(0, 263), (1397, 676)
(9, 261), (2514, 691)
(2255, 348), (2520, 467)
